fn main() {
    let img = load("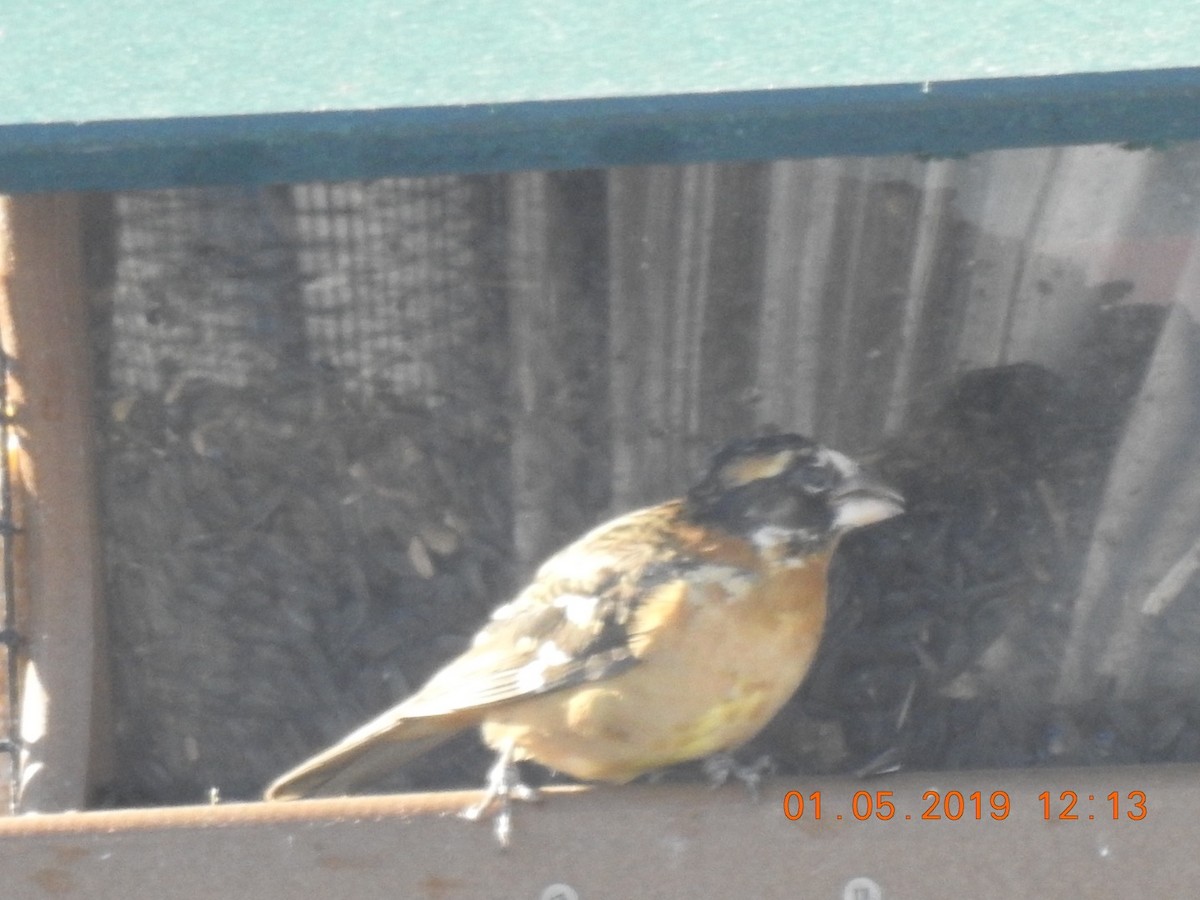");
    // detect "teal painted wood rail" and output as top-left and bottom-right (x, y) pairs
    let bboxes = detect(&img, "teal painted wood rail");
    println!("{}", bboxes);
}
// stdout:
(2, 1), (1200, 190)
